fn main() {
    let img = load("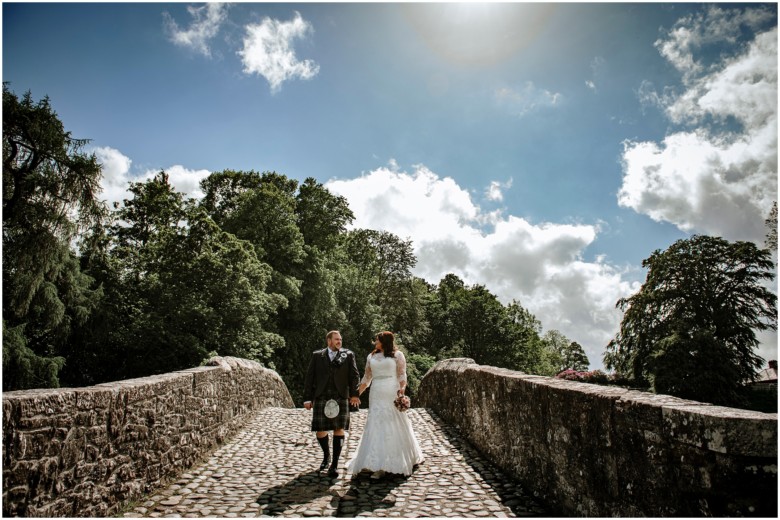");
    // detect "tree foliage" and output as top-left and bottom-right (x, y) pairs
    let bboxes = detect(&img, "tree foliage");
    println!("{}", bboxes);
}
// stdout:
(2, 85), (106, 388)
(604, 235), (777, 405)
(418, 274), (552, 375)
(562, 341), (590, 371)
(3, 321), (65, 390)
(60, 172), (287, 384)
(541, 331), (590, 373)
